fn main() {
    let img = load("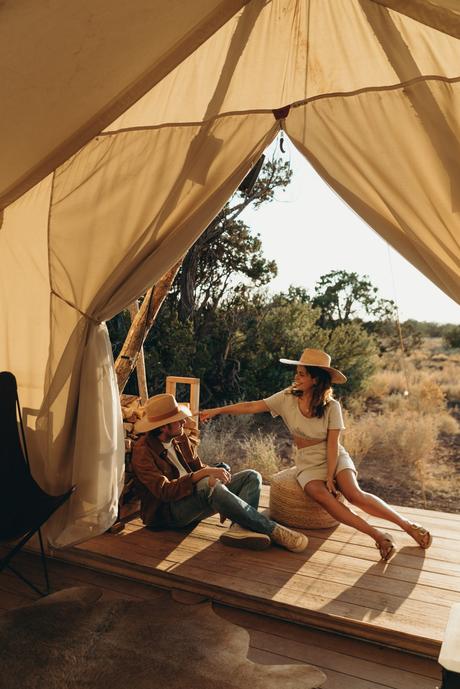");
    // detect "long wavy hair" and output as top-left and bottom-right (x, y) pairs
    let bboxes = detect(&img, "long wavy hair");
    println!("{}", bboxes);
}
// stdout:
(291, 365), (333, 418)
